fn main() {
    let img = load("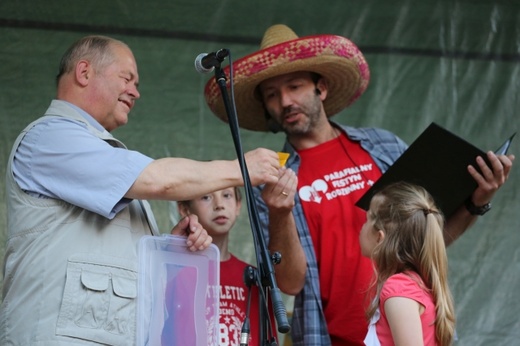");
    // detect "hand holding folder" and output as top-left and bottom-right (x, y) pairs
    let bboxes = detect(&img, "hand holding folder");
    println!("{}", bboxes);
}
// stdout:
(356, 123), (515, 218)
